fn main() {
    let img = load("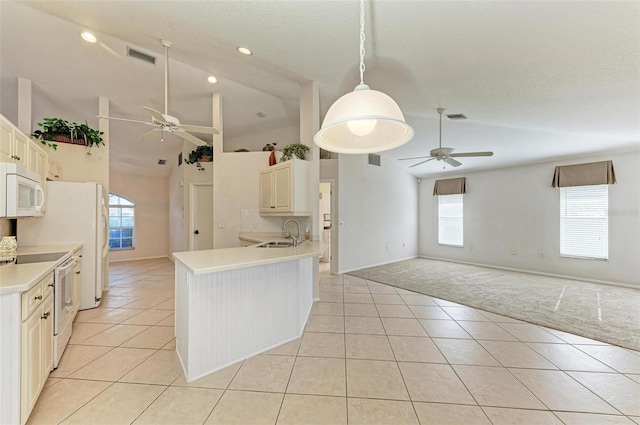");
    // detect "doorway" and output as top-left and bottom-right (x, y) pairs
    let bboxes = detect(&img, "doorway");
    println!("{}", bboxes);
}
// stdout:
(190, 183), (213, 251)
(319, 180), (333, 274)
